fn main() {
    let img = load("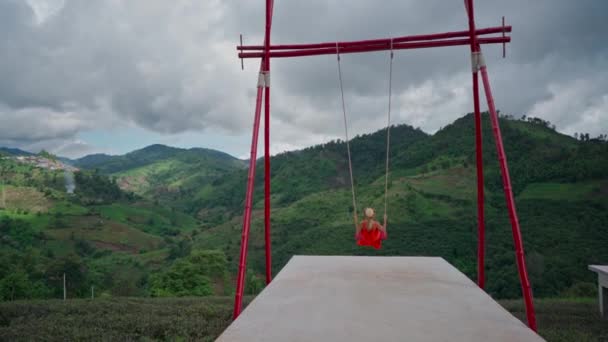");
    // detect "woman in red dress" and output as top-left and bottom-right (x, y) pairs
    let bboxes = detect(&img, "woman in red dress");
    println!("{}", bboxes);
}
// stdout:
(355, 208), (387, 249)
